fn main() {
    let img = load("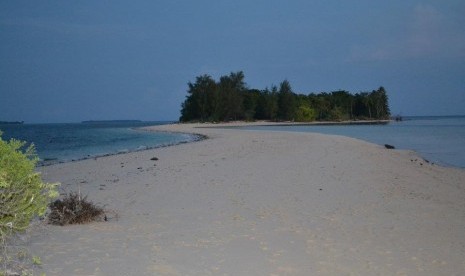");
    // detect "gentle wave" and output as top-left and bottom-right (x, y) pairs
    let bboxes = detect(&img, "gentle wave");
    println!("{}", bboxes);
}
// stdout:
(0, 121), (204, 166)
